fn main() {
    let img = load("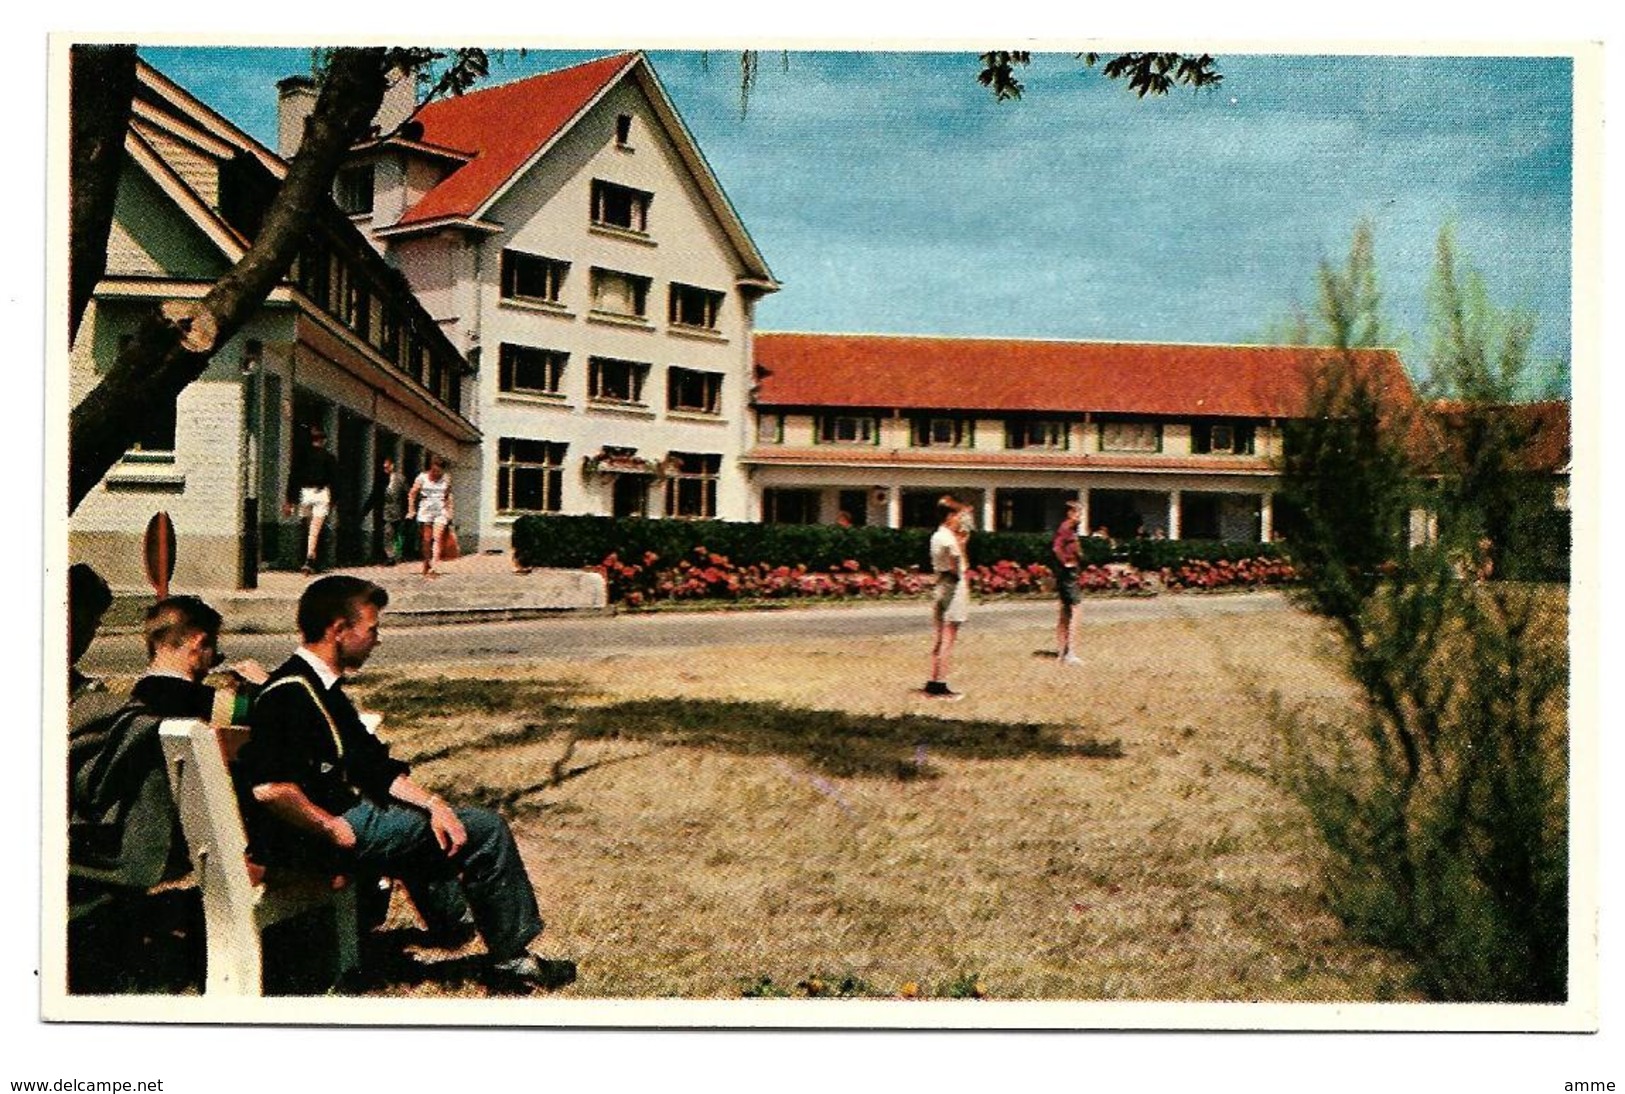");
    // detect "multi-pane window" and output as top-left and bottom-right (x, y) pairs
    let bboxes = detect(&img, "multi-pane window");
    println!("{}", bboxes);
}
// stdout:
(668, 283), (724, 330)
(819, 411), (884, 442)
(910, 416), (974, 448)
(498, 344), (568, 396)
(496, 437), (567, 513)
(1191, 421), (1256, 455)
(377, 309), (401, 362)
(1005, 418), (1069, 450)
(665, 452), (721, 518)
(588, 356), (650, 404)
(501, 250), (569, 304)
(816, 414), (880, 444)
(667, 367), (723, 414)
(589, 268), (652, 319)
(335, 165), (374, 215)
(343, 281), (372, 341)
(762, 488), (820, 525)
(1099, 420), (1162, 453)
(590, 179), (652, 233)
